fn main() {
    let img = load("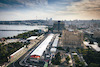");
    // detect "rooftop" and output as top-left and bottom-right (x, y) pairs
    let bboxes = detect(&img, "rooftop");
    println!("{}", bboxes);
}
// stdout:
(30, 34), (54, 57)
(83, 41), (100, 51)
(27, 36), (38, 40)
